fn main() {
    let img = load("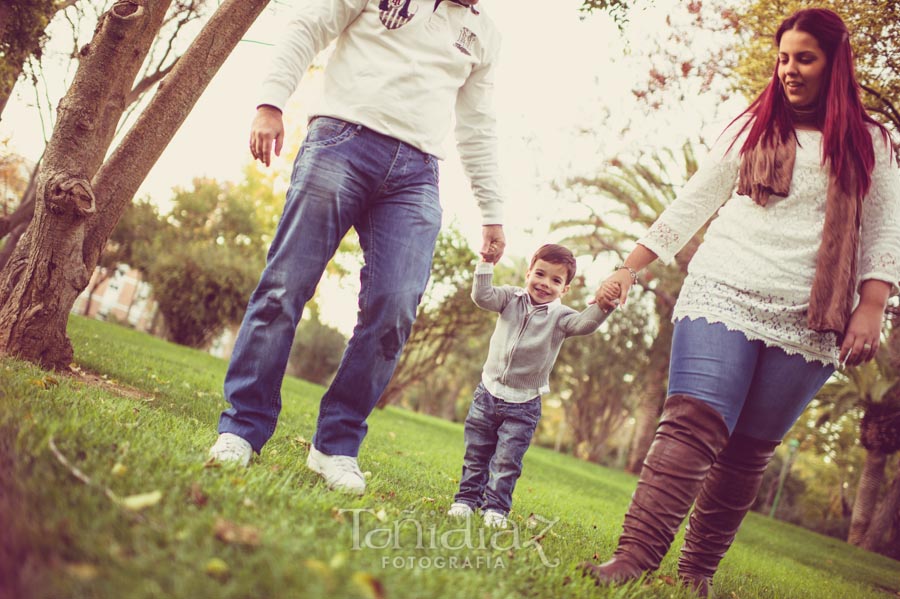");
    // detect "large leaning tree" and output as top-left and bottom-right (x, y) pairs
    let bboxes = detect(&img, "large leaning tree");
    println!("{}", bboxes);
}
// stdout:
(0, 0), (270, 370)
